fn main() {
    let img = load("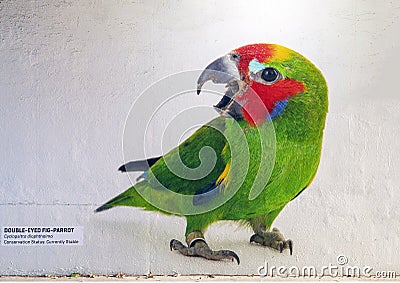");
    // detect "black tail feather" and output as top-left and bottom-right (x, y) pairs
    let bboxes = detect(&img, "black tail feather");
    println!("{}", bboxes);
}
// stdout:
(118, 156), (162, 172)
(94, 203), (112, 213)
(94, 195), (133, 213)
